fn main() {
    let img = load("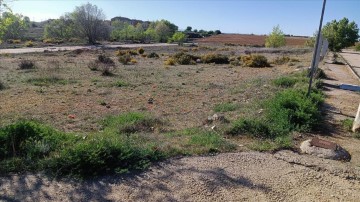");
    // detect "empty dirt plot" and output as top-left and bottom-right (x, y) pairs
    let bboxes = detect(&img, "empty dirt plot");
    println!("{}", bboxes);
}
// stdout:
(0, 45), (312, 132)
